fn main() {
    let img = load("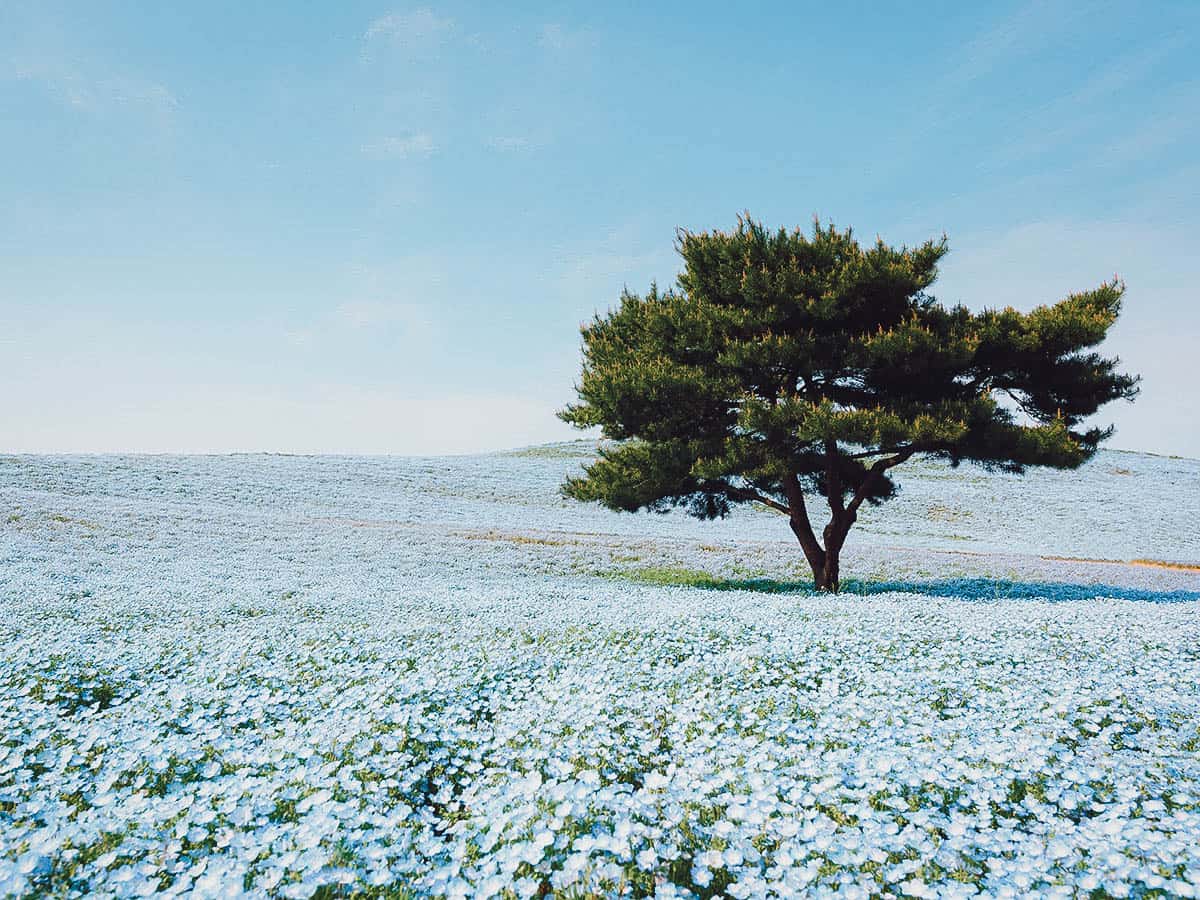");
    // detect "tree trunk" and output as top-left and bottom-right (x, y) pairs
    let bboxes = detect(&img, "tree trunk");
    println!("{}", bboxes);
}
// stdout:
(784, 473), (850, 593)
(784, 475), (827, 589)
(789, 517), (825, 580)
(806, 515), (851, 593)
(814, 547), (840, 593)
